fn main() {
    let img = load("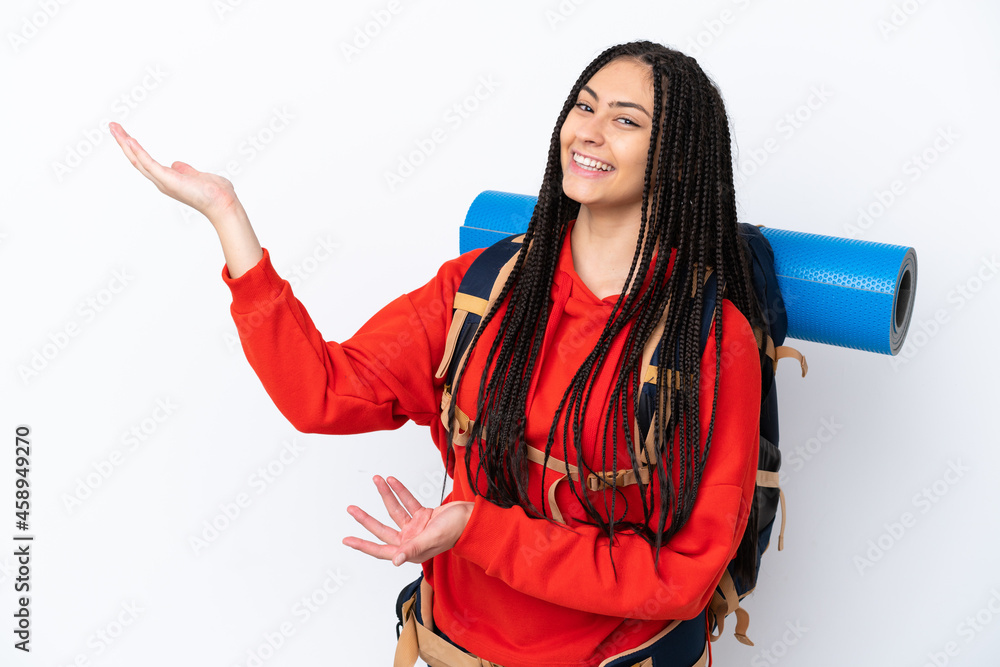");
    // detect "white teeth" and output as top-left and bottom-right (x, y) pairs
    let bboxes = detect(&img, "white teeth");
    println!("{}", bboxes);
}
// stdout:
(573, 152), (613, 171)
